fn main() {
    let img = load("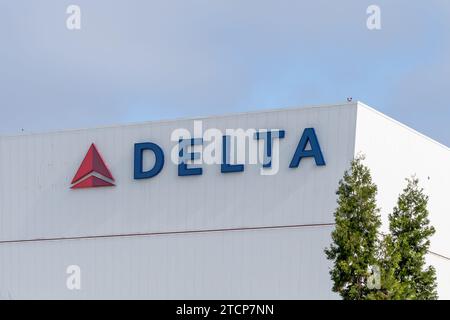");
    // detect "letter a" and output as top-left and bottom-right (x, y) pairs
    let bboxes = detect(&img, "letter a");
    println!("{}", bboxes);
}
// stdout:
(289, 128), (325, 168)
